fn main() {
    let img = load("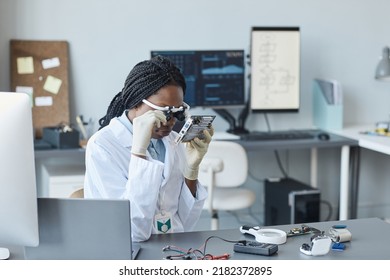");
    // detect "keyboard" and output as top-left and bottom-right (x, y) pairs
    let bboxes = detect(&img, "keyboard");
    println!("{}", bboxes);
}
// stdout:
(240, 130), (315, 141)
